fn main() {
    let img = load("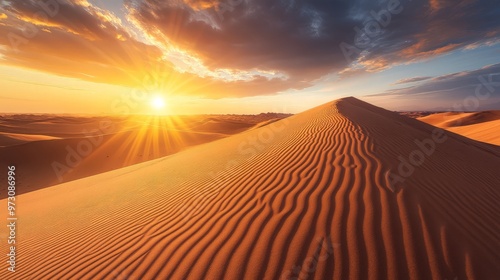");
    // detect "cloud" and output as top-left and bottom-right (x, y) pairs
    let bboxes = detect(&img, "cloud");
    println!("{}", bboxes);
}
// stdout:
(395, 76), (433, 84)
(1, 0), (499, 98)
(127, 0), (500, 84)
(360, 0), (499, 69)
(365, 63), (500, 110)
(0, 0), (164, 85)
(126, 0), (354, 82)
(0, 0), (308, 97)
